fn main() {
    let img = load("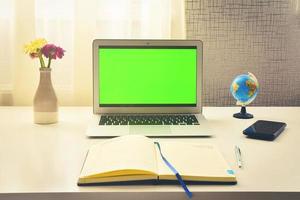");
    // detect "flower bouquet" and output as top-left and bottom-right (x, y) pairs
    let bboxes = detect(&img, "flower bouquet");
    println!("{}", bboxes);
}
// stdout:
(24, 38), (65, 124)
